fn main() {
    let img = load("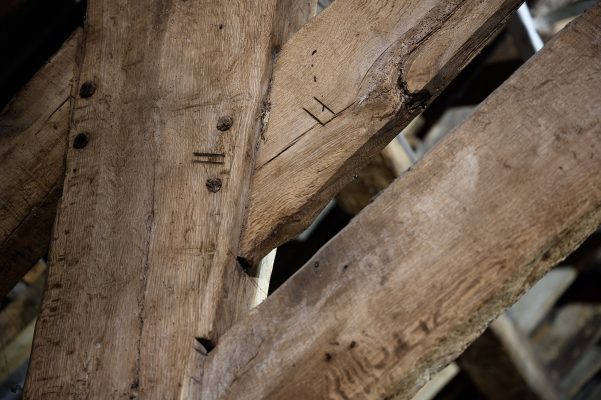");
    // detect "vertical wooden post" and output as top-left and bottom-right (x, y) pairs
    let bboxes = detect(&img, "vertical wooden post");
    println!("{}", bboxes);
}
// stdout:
(24, 1), (314, 398)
